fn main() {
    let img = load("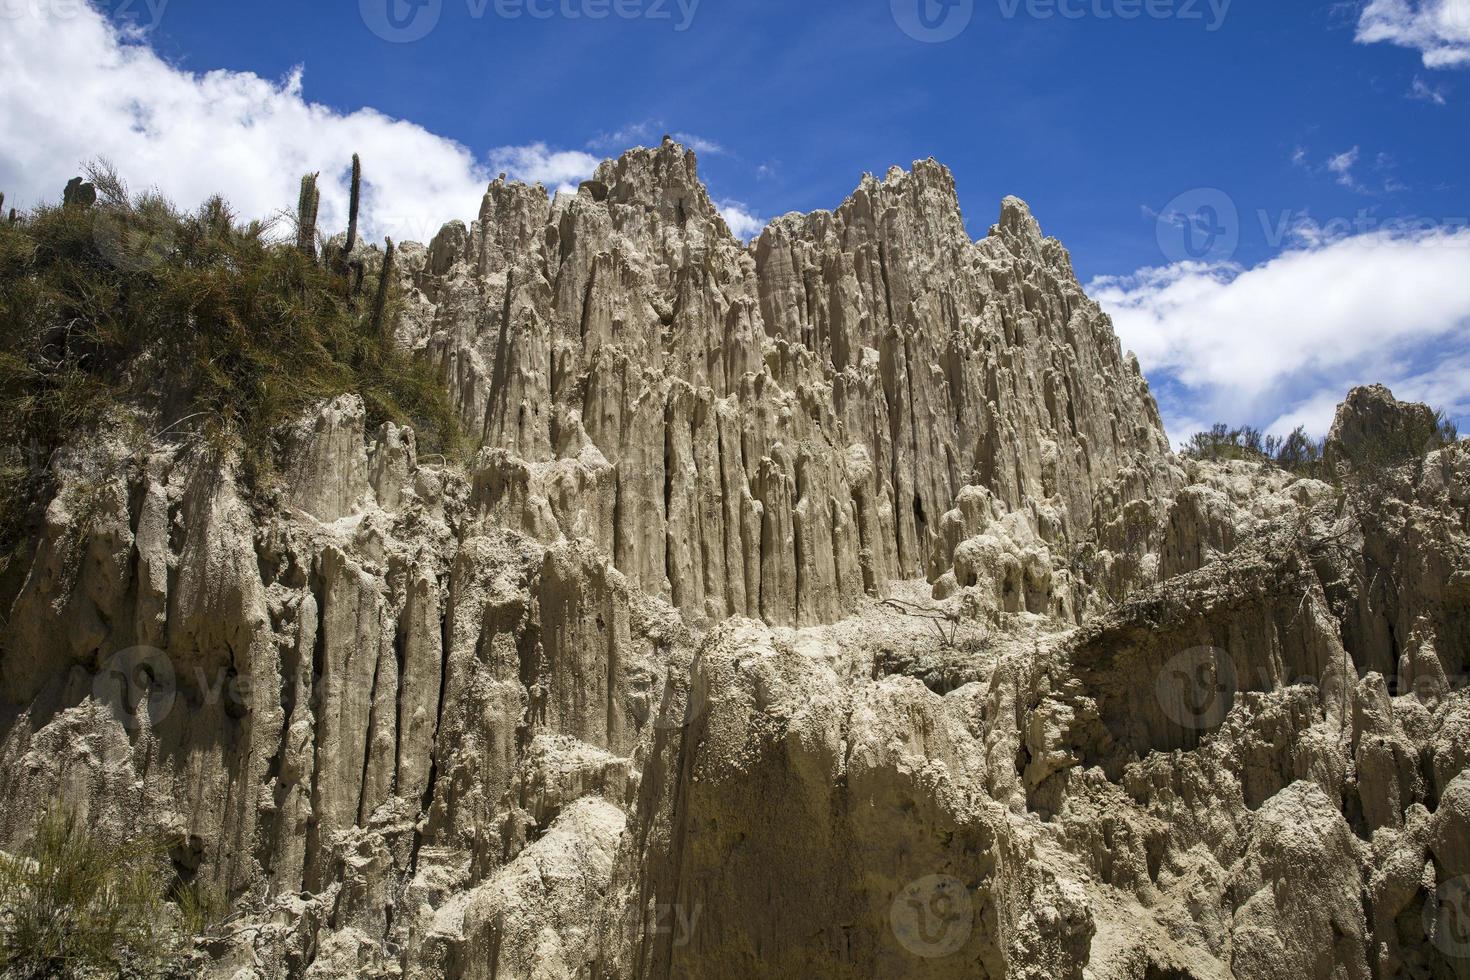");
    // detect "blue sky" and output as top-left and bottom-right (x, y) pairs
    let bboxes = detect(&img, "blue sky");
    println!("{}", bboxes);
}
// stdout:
(1, 0), (1467, 442)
